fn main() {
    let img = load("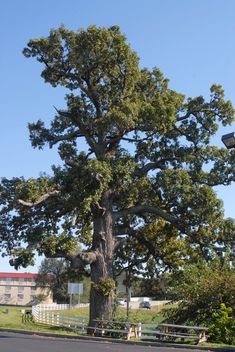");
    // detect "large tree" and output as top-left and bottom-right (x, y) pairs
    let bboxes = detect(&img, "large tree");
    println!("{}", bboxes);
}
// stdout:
(0, 25), (235, 326)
